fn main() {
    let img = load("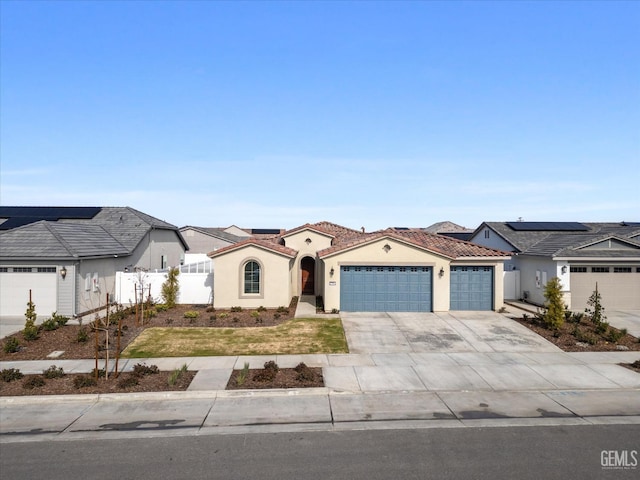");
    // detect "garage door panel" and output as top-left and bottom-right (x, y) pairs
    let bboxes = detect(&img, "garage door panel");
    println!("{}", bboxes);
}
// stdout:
(340, 266), (432, 312)
(0, 271), (58, 316)
(450, 266), (493, 311)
